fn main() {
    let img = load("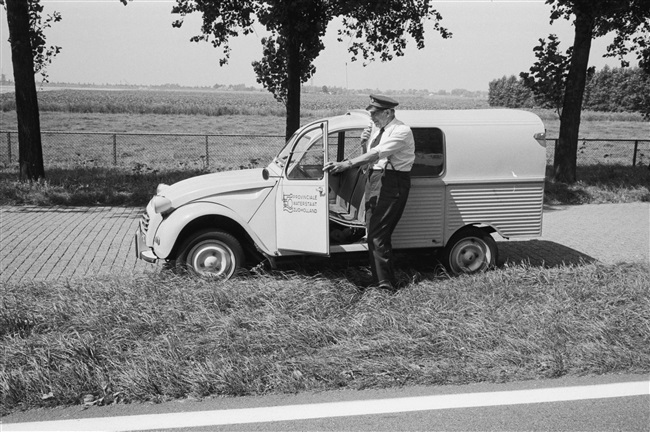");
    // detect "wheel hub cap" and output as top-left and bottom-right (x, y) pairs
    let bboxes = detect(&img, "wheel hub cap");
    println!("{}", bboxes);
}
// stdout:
(193, 246), (232, 277)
